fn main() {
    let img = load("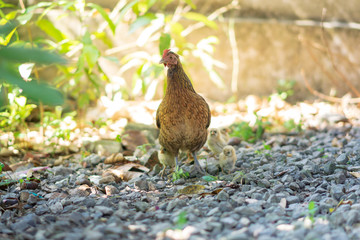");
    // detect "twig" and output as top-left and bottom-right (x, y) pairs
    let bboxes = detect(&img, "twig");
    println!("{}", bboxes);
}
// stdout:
(181, 1), (239, 37)
(228, 17), (239, 95)
(320, 8), (360, 97)
(299, 35), (341, 89)
(301, 69), (360, 103)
